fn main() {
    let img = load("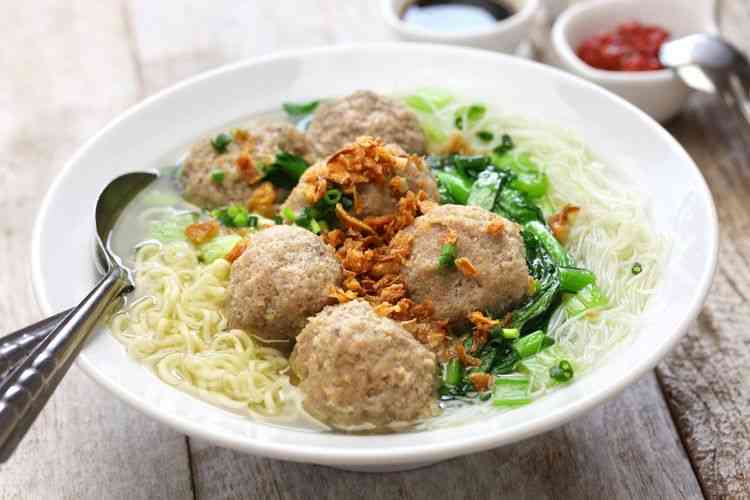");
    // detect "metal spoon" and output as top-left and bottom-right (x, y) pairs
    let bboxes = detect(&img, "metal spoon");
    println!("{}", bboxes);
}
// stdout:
(660, 34), (750, 124)
(0, 171), (158, 463)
